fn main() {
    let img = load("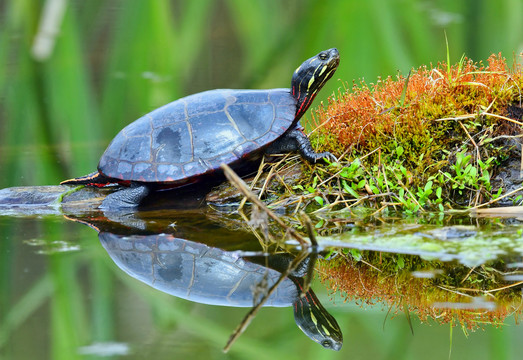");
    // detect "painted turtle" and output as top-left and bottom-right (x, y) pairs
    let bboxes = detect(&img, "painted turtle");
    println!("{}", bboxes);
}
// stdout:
(61, 48), (340, 208)
(100, 232), (343, 350)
